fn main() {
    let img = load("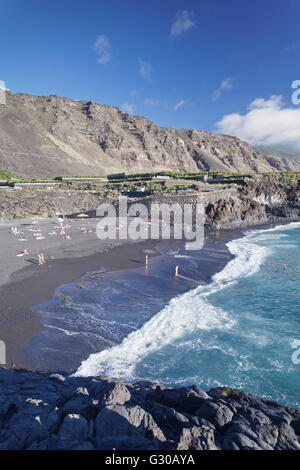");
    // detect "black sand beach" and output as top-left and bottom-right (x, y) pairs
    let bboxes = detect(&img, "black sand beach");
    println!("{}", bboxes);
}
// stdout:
(23, 241), (244, 372)
(0, 215), (251, 372)
(0, 236), (162, 367)
(0, 216), (168, 366)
